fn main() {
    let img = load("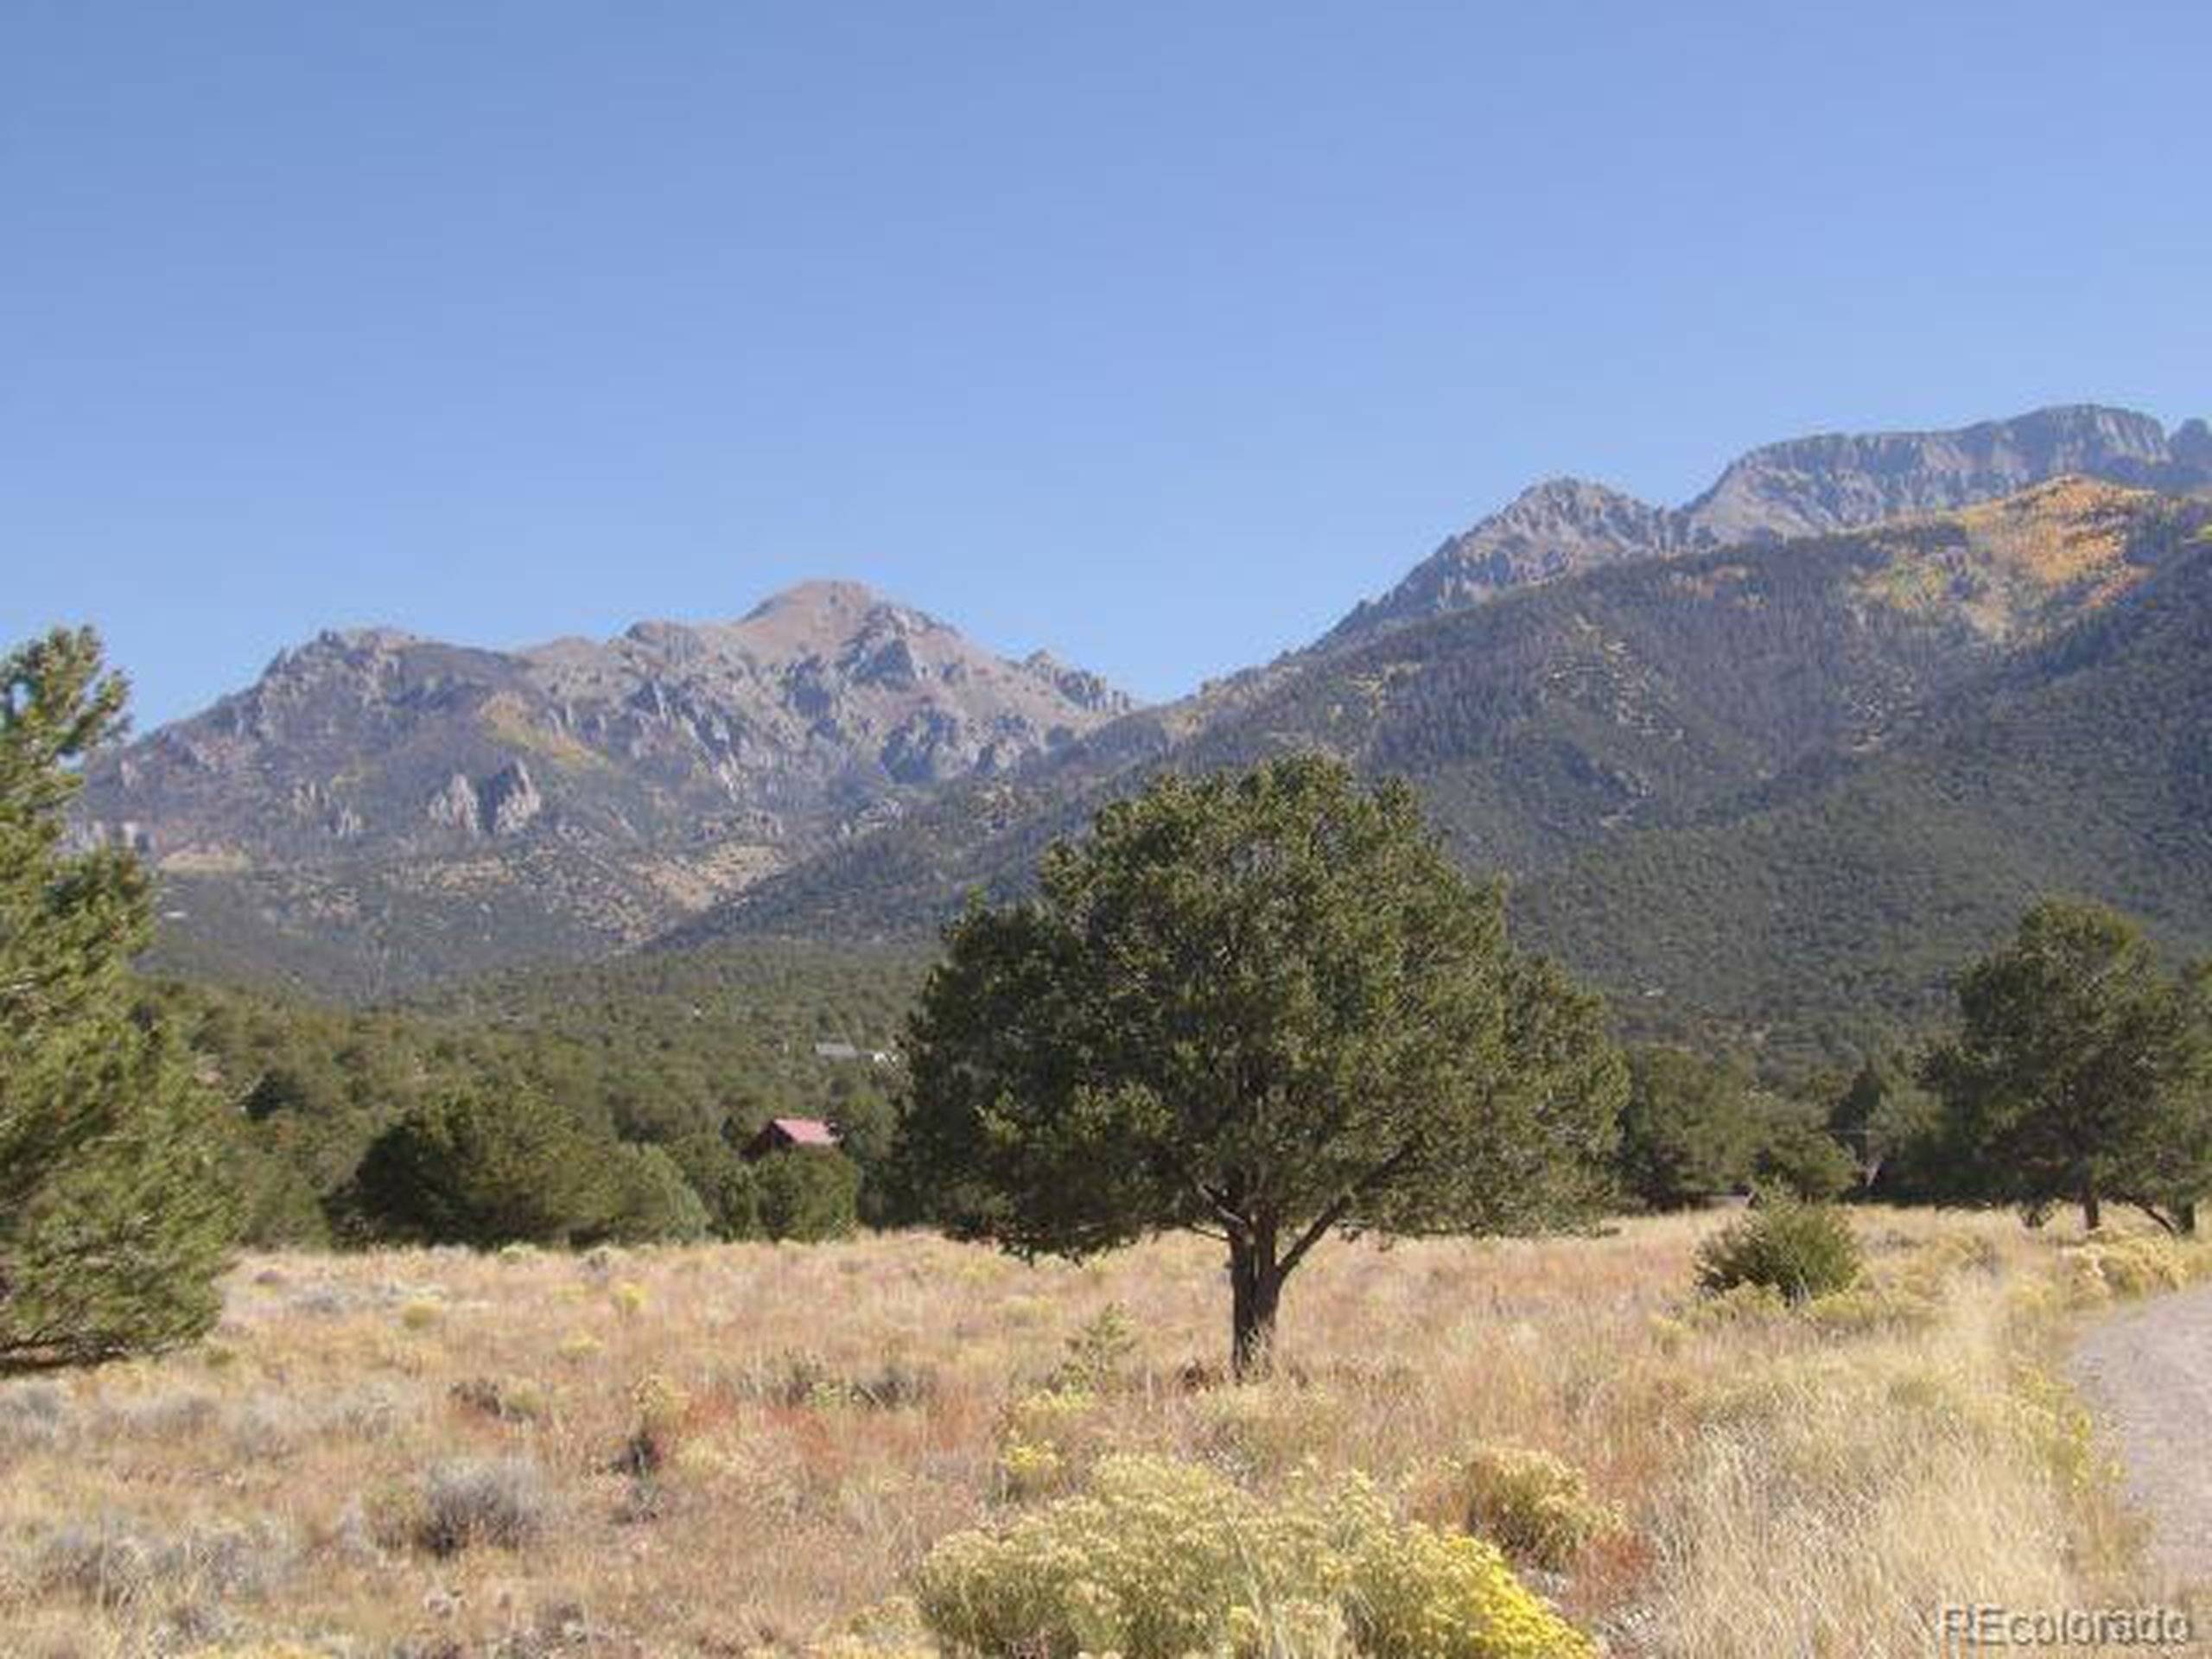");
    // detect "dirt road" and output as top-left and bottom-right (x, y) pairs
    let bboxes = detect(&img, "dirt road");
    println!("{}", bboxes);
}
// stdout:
(2071, 1281), (2212, 1589)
